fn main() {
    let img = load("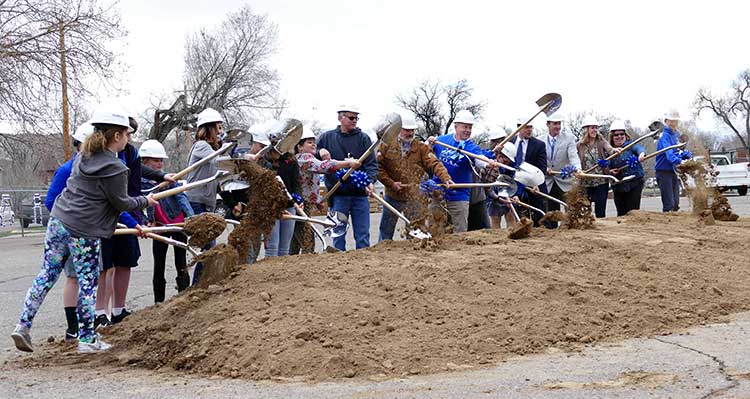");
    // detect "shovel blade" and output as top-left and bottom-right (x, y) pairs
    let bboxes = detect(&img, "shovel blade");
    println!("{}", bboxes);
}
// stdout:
(408, 229), (432, 240)
(514, 162), (546, 187)
(372, 113), (402, 146)
(267, 118), (303, 155)
(536, 93), (562, 116)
